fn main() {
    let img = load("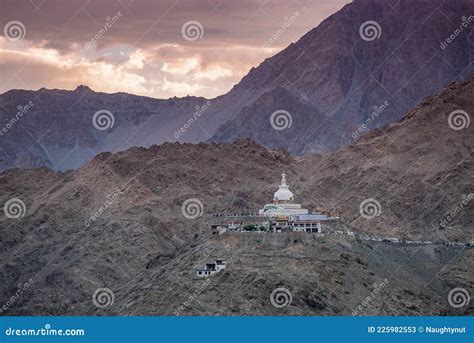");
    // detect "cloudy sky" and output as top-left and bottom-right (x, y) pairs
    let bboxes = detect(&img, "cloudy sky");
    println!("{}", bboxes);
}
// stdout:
(1, 0), (349, 99)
